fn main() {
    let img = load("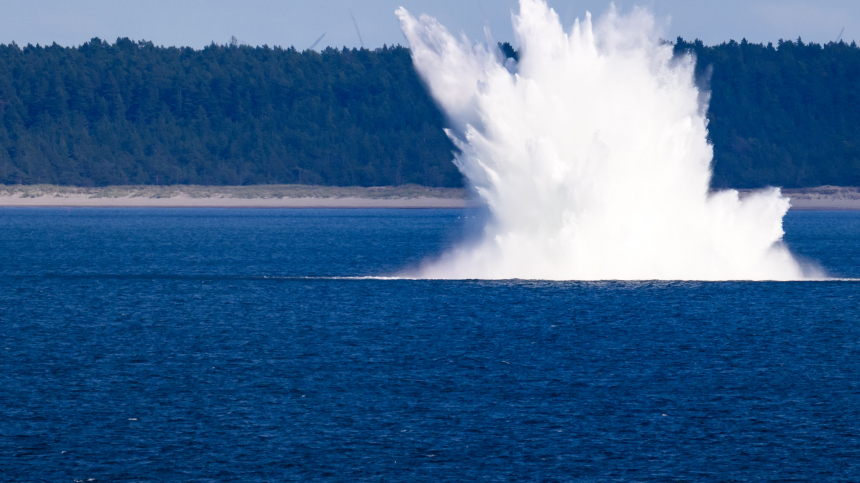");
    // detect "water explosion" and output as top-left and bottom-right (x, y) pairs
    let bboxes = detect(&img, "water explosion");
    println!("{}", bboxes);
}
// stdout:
(397, 0), (809, 280)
